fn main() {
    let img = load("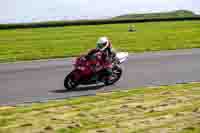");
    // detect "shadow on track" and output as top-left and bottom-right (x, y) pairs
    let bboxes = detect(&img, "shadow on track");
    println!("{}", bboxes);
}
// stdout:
(50, 84), (105, 93)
